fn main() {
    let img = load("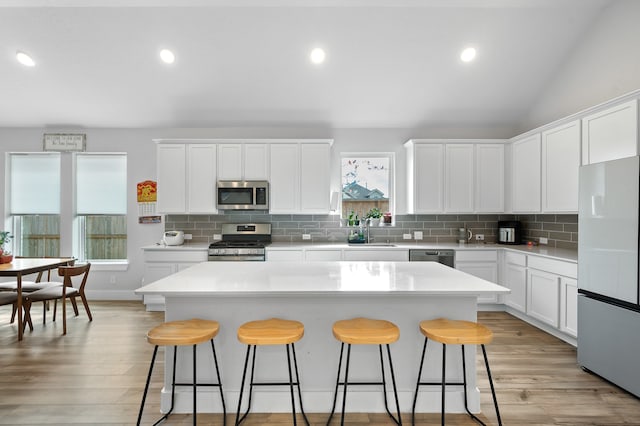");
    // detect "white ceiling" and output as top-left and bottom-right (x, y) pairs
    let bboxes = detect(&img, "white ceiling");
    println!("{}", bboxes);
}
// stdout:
(0, 0), (613, 131)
